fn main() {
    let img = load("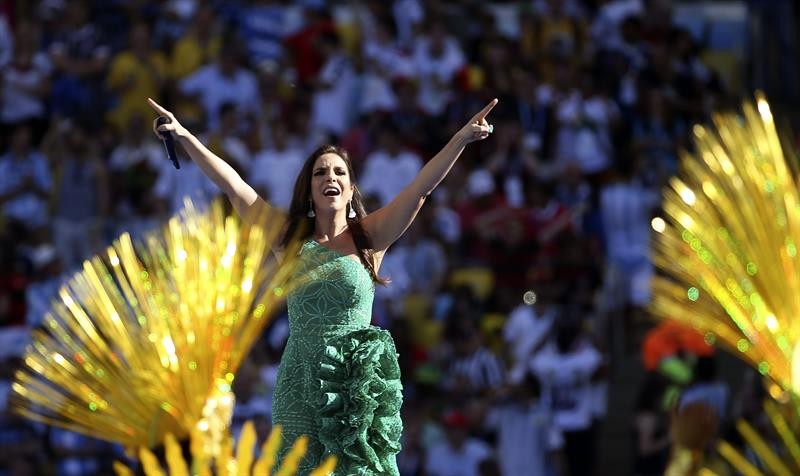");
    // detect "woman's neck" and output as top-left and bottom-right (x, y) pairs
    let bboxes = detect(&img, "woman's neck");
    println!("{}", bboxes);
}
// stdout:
(314, 212), (349, 241)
